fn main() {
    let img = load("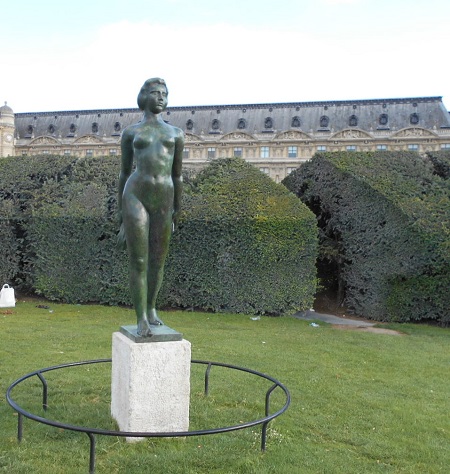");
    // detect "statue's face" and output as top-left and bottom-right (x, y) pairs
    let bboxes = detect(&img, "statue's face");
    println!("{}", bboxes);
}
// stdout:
(144, 84), (168, 113)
